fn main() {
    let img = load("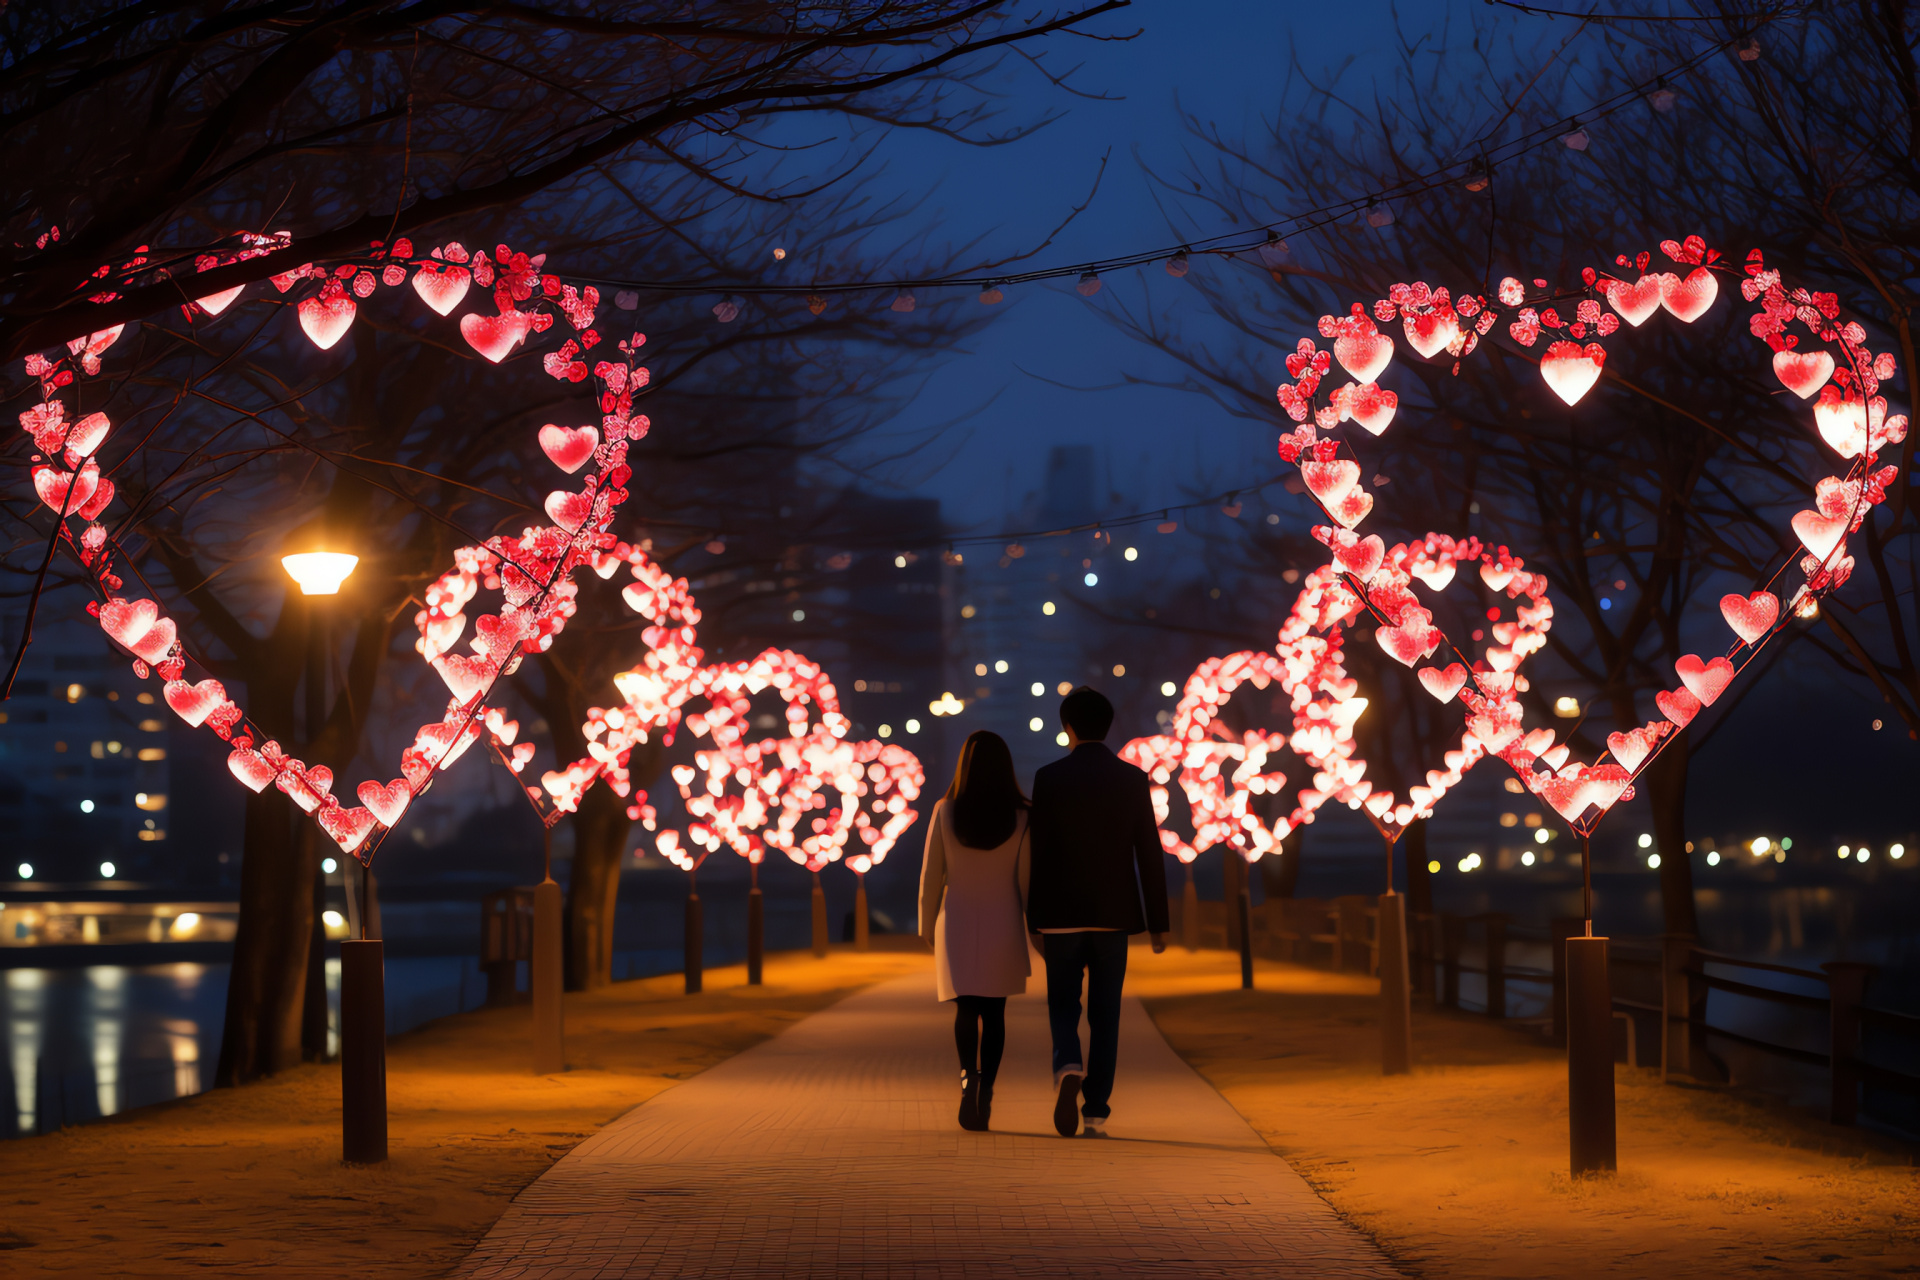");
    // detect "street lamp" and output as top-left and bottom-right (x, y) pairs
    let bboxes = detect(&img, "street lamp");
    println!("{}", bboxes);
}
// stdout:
(281, 551), (359, 595)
